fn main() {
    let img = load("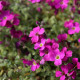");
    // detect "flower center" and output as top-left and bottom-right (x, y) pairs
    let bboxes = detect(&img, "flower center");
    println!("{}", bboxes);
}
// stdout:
(56, 55), (60, 59)
(40, 43), (43, 47)
(3, 16), (7, 20)
(60, 1), (63, 4)
(67, 73), (70, 77)
(36, 32), (39, 36)
(45, 51), (48, 54)
(72, 27), (75, 30)
(33, 62), (36, 65)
